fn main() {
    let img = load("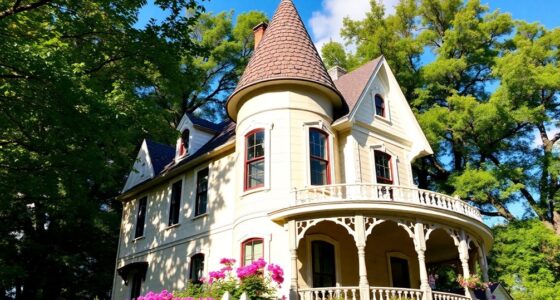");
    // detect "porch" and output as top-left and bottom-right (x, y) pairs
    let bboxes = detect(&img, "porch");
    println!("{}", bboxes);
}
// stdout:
(283, 215), (492, 300)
